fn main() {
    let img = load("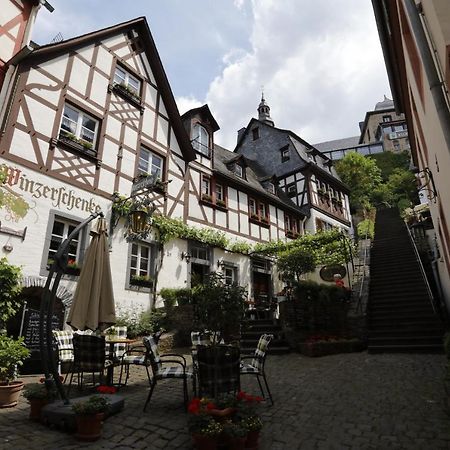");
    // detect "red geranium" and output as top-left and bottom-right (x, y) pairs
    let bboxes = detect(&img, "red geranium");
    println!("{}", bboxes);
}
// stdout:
(96, 385), (117, 394)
